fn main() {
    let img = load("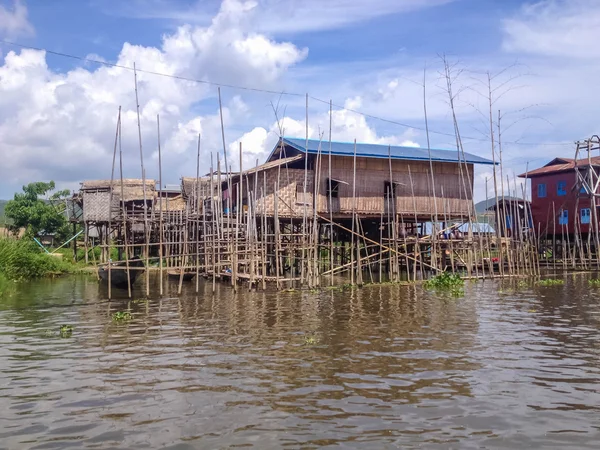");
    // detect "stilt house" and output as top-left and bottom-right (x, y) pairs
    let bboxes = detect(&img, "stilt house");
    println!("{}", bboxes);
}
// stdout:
(223, 138), (494, 223)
